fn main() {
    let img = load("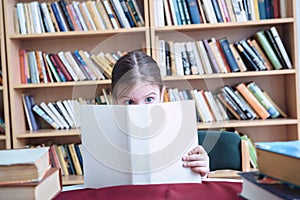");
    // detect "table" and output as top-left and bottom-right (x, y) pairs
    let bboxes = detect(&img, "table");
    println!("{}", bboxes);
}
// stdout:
(54, 179), (243, 200)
